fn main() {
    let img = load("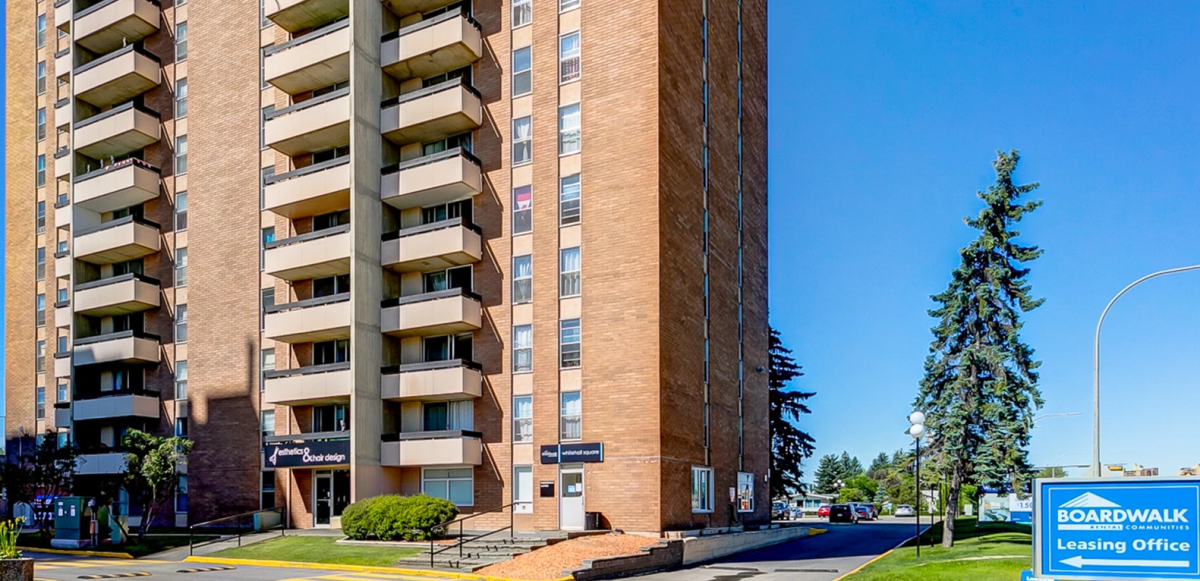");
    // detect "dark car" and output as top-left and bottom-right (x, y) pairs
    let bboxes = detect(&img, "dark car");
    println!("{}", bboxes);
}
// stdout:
(852, 502), (879, 520)
(829, 503), (858, 524)
(853, 504), (876, 521)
